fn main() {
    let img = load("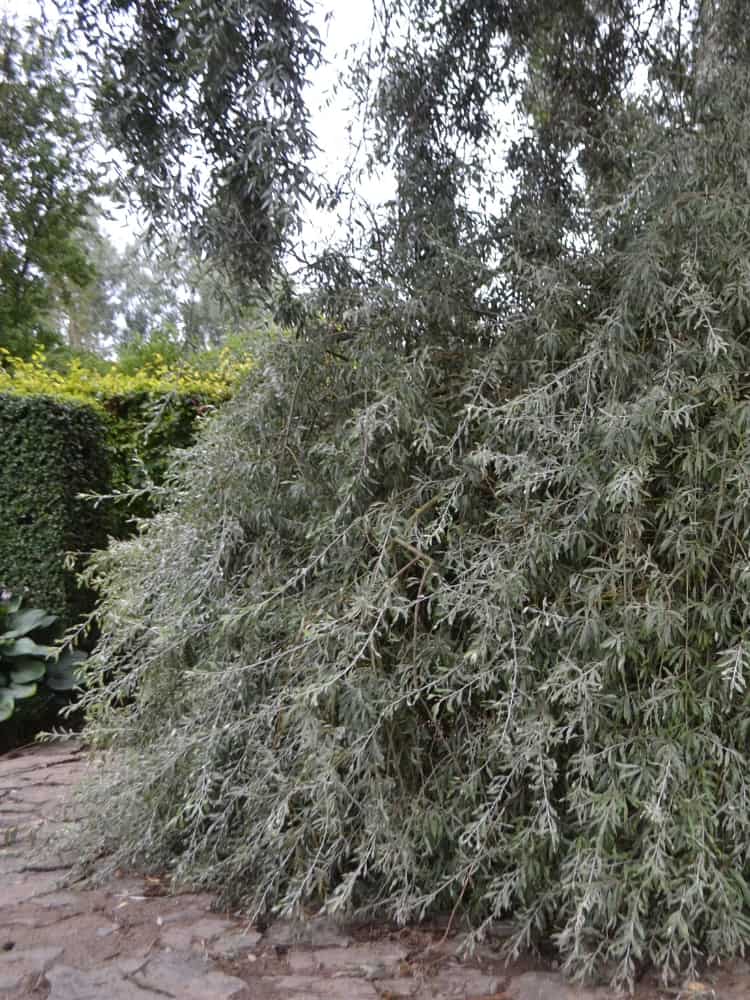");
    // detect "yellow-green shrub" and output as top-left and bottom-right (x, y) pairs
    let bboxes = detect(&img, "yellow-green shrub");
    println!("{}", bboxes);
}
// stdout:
(0, 346), (252, 407)
(0, 347), (254, 520)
